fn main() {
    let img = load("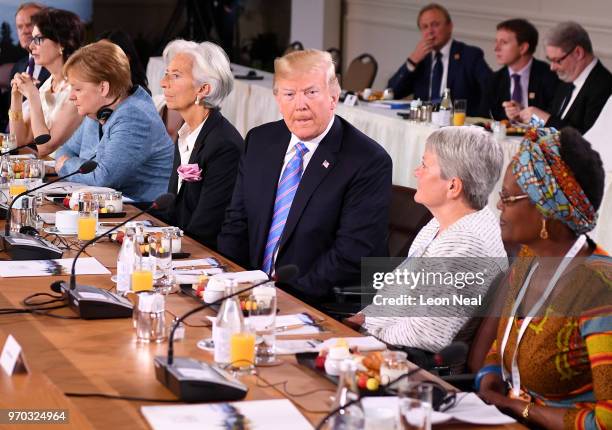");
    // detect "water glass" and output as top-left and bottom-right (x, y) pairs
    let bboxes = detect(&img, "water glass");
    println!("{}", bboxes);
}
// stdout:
(148, 229), (173, 293)
(134, 292), (166, 343)
(380, 350), (410, 389)
(398, 382), (433, 430)
(247, 284), (277, 365)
